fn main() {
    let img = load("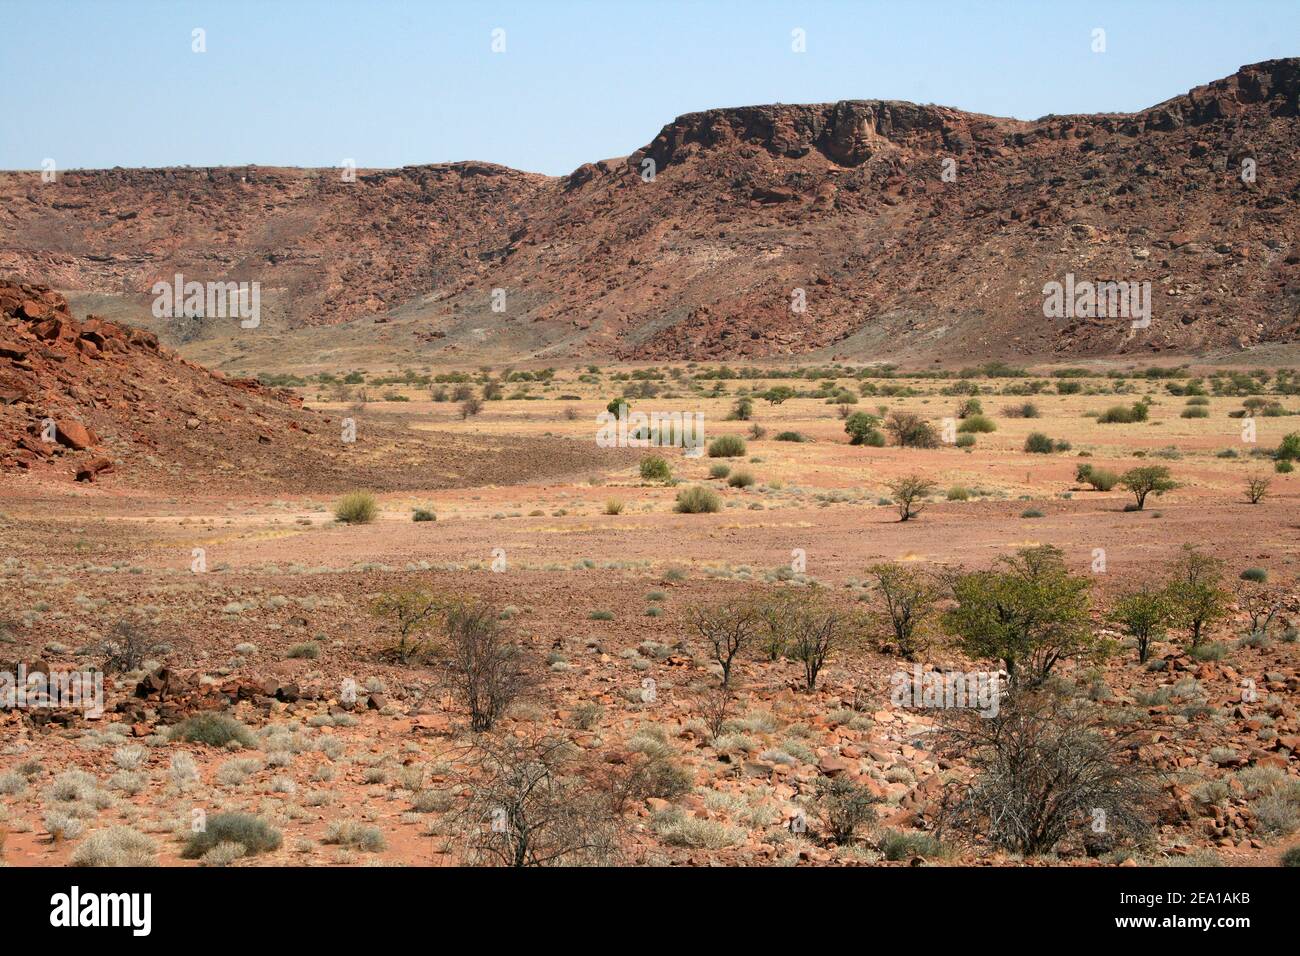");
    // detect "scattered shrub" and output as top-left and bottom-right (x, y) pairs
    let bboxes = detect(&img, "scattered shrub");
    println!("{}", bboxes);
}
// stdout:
(815, 775), (879, 843)
(169, 713), (256, 748)
(334, 492), (378, 524)
(708, 435), (747, 458)
(884, 411), (940, 448)
(1023, 432), (1055, 454)
(182, 813), (282, 858)
(957, 414), (997, 434)
(639, 455), (672, 483)
(70, 826), (158, 867)
(675, 486), (722, 514)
